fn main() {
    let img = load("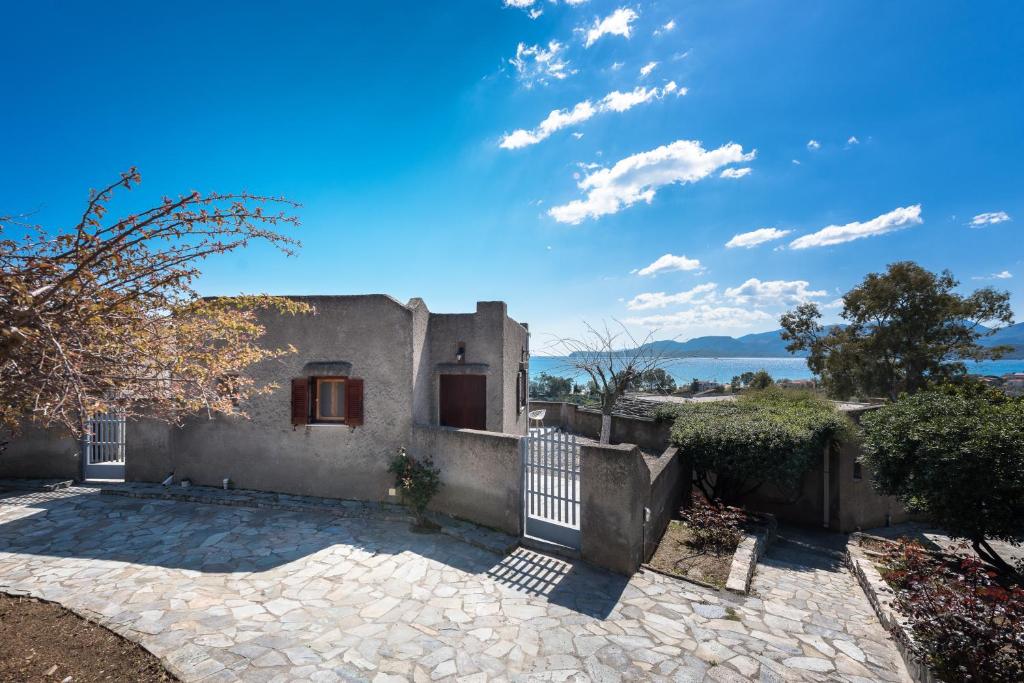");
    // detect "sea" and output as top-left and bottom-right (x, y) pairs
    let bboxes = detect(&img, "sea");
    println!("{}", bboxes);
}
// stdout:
(529, 355), (1024, 385)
